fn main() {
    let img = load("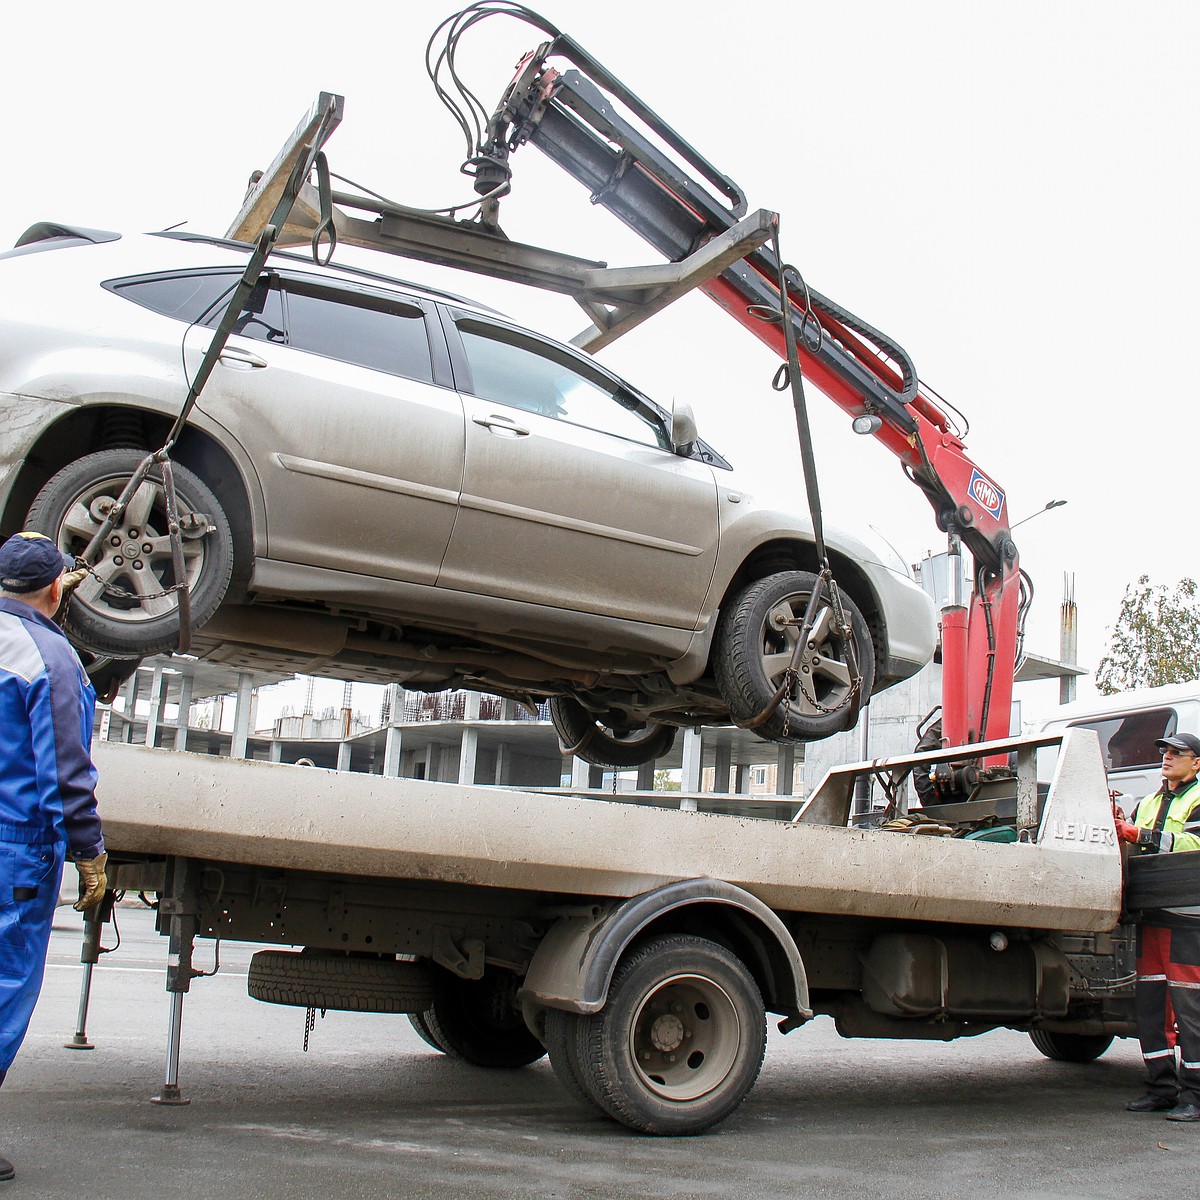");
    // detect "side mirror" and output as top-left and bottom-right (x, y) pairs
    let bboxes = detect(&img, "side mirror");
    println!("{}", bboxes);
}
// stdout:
(671, 402), (699, 454)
